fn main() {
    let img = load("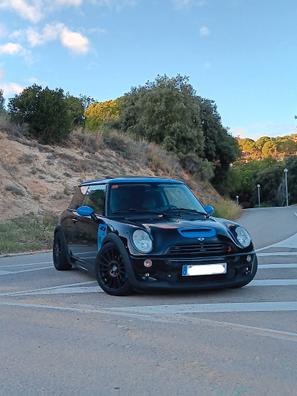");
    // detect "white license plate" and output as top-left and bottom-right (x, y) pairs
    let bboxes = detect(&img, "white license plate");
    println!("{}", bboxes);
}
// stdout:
(182, 263), (227, 276)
